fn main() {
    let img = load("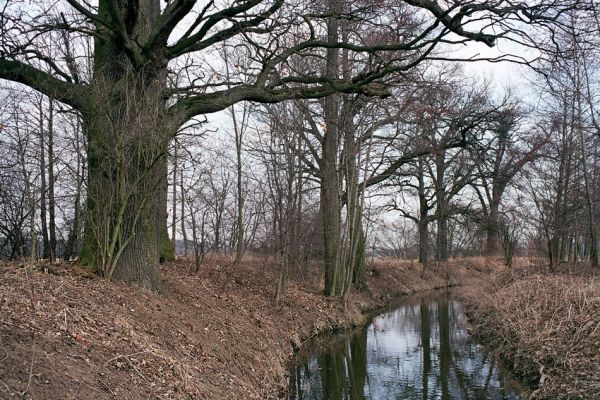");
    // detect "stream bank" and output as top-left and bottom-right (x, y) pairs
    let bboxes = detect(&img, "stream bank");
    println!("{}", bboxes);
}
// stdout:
(460, 264), (600, 399)
(0, 256), (496, 399)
